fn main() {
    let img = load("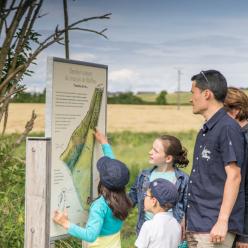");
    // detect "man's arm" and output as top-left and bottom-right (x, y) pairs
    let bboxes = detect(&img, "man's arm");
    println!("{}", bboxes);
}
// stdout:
(210, 162), (241, 243)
